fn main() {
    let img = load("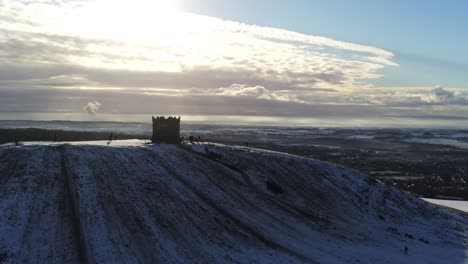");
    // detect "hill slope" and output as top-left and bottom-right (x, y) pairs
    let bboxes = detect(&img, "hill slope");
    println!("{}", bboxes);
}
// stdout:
(0, 141), (466, 263)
